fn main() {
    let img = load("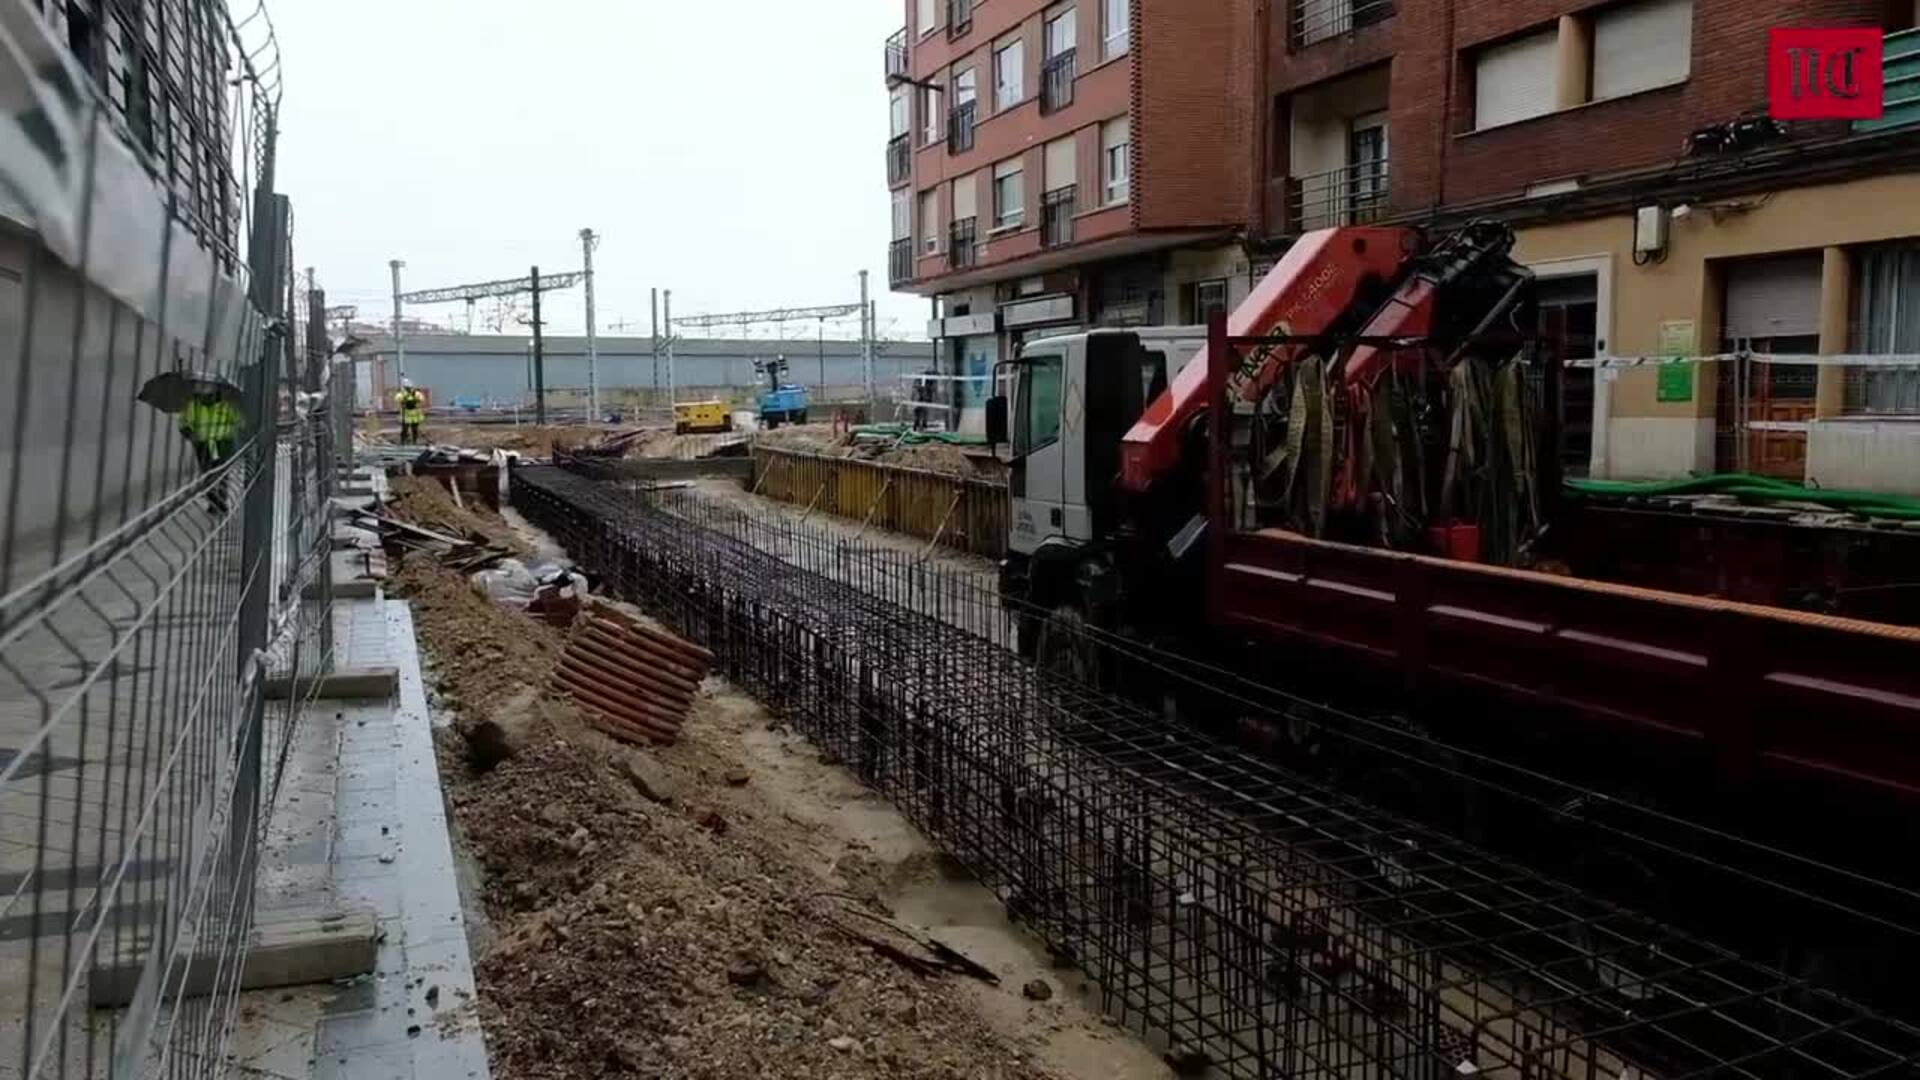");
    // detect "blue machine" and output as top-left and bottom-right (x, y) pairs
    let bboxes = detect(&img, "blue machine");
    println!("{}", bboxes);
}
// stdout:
(753, 356), (810, 429)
